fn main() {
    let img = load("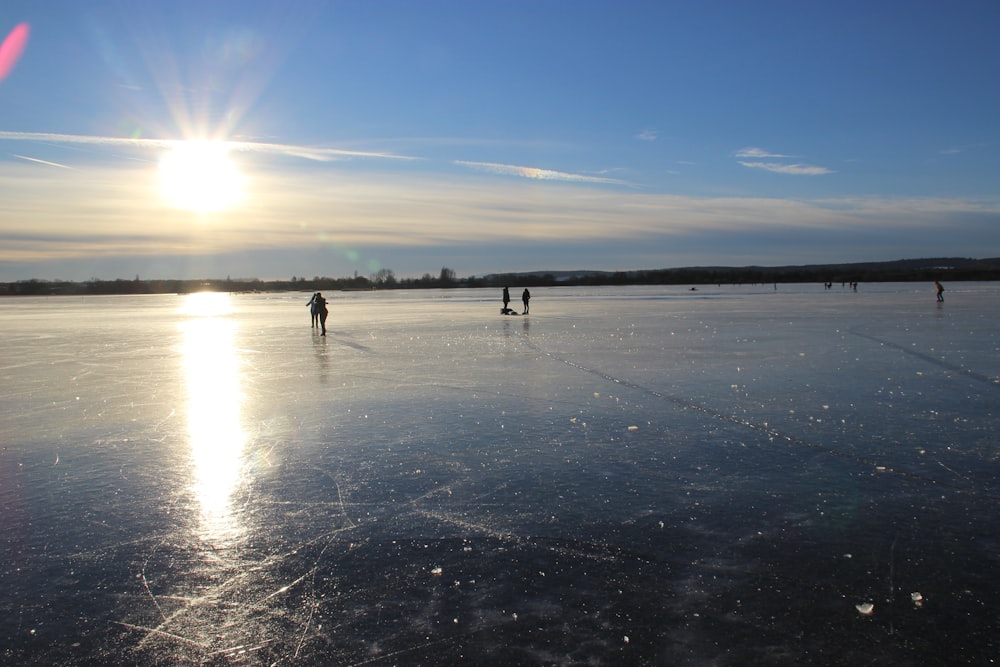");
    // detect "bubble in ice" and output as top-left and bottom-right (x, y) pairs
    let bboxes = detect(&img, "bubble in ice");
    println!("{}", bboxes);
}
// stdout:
(855, 602), (874, 615)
